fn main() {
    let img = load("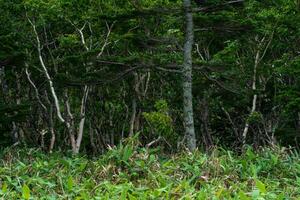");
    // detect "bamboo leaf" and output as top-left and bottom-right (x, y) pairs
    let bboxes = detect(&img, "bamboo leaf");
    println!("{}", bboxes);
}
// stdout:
(22, 184), (30, 200)
(255, 179), (266, 194)
(67, 176), (74, 191)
